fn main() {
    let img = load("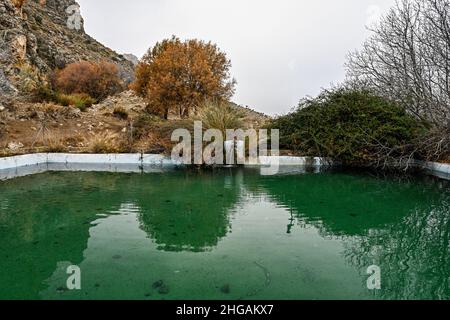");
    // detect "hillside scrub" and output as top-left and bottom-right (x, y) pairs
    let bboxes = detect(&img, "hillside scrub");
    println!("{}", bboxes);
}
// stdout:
(269, 88), (428, 169)
(54, 60), (124, 101)
(54, 93), (96, 111)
